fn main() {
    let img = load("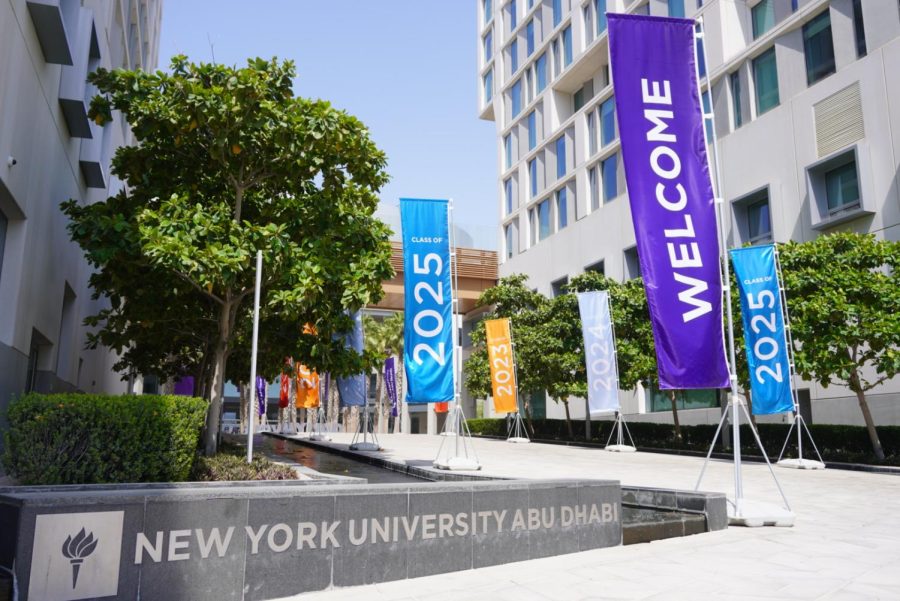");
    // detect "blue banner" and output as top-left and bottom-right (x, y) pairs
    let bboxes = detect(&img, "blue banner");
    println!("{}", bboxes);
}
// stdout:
(400, 198), (454, 404)
(577, 291), (620, 414)
(336, 310), (366, 407)
(731, 245), (794, 415)
(609, 15), (730, 389)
